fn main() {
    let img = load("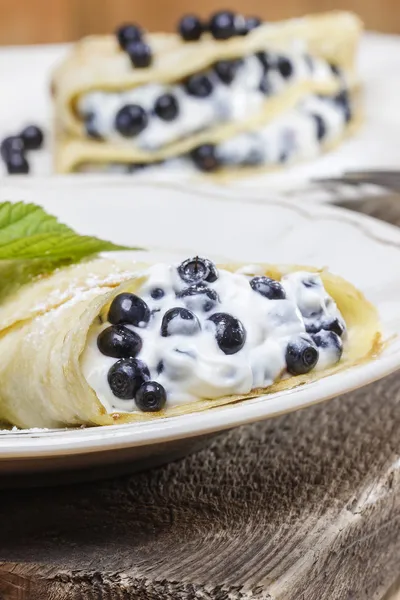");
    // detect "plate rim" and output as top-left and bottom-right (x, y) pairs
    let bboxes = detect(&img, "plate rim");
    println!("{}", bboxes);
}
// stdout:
(0, 178), (400, 458)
